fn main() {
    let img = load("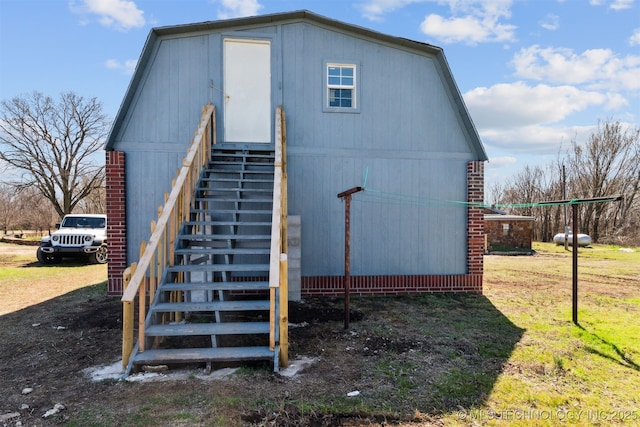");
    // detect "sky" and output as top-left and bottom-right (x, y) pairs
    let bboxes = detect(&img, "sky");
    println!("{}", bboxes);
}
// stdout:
(1, 0), (638, 196)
